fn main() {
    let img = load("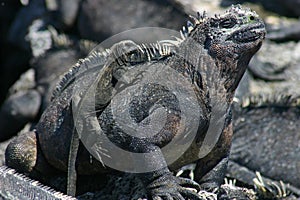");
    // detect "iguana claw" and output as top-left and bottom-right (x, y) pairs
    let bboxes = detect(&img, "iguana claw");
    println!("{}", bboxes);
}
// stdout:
(148, 174), (202, 200)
